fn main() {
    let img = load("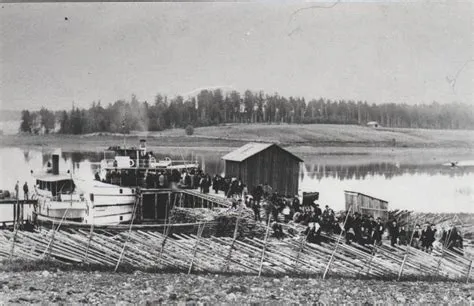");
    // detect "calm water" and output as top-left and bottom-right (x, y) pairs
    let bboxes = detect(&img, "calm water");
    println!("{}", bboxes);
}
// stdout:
(0, 147), (473, 223)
